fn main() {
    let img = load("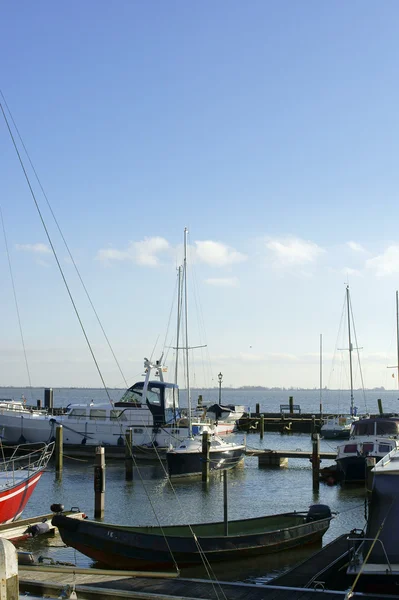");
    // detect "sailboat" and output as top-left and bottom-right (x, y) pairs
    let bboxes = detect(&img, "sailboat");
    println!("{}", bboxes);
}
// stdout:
(320, 285), (360, 440)
(0, 442), (54, 524)
(335, 291), (399, 482)
(166, 228), (246, 478)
